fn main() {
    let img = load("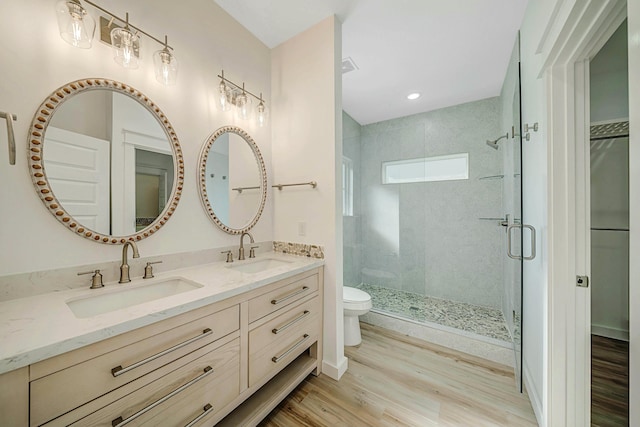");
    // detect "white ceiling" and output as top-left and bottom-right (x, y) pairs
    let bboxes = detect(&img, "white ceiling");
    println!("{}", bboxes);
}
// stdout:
(214, 0), (528, 125)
